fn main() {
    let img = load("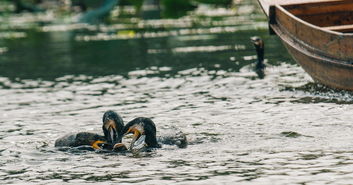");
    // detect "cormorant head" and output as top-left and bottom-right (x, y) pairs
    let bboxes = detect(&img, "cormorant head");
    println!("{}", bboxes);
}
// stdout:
(123, 117), (160, 150)
(250, 36), (265, 63)
(251, 36), (264, 50)
(102, 110), (124, 146)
